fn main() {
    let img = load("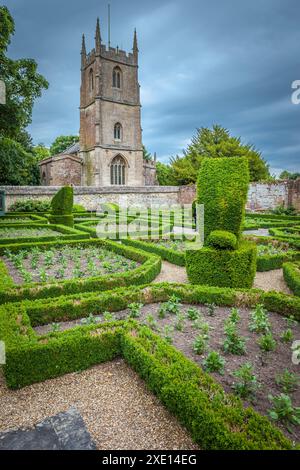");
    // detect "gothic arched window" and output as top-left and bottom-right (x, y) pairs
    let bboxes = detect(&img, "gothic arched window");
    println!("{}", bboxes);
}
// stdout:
(112, 66), (122, 88)
(110, 155), (126, 185)
(89, 68), (94, 92)
(114, 122), (122, 140)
